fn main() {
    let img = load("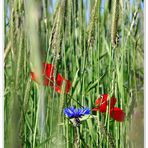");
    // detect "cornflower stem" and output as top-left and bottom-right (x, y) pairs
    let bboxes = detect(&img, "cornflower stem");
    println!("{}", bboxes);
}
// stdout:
(67, 94), (84, 108)
(74, 126), (80, 148)
(45, 76), (84, 108)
